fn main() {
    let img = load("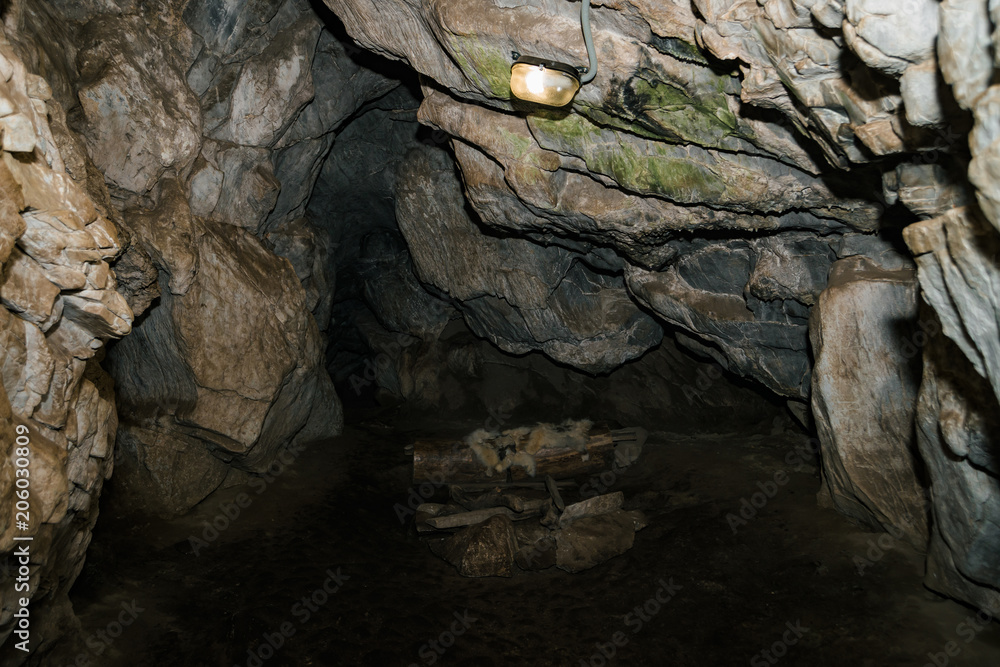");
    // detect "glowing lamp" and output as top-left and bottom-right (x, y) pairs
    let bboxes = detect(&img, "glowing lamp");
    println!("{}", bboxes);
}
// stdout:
(509, 0), (597, 107)
(510, 56), (581, 107)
